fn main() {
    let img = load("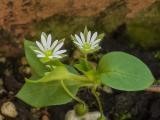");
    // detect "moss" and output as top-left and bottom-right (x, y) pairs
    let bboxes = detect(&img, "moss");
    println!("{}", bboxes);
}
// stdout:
(33, 16), (95, 43)
(32, 1), (127, 41)
(127, 2), (160, 49)
(31, 1), (160, 49)
(117, 113), (132, 120)
(97, 0), (127, 33)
